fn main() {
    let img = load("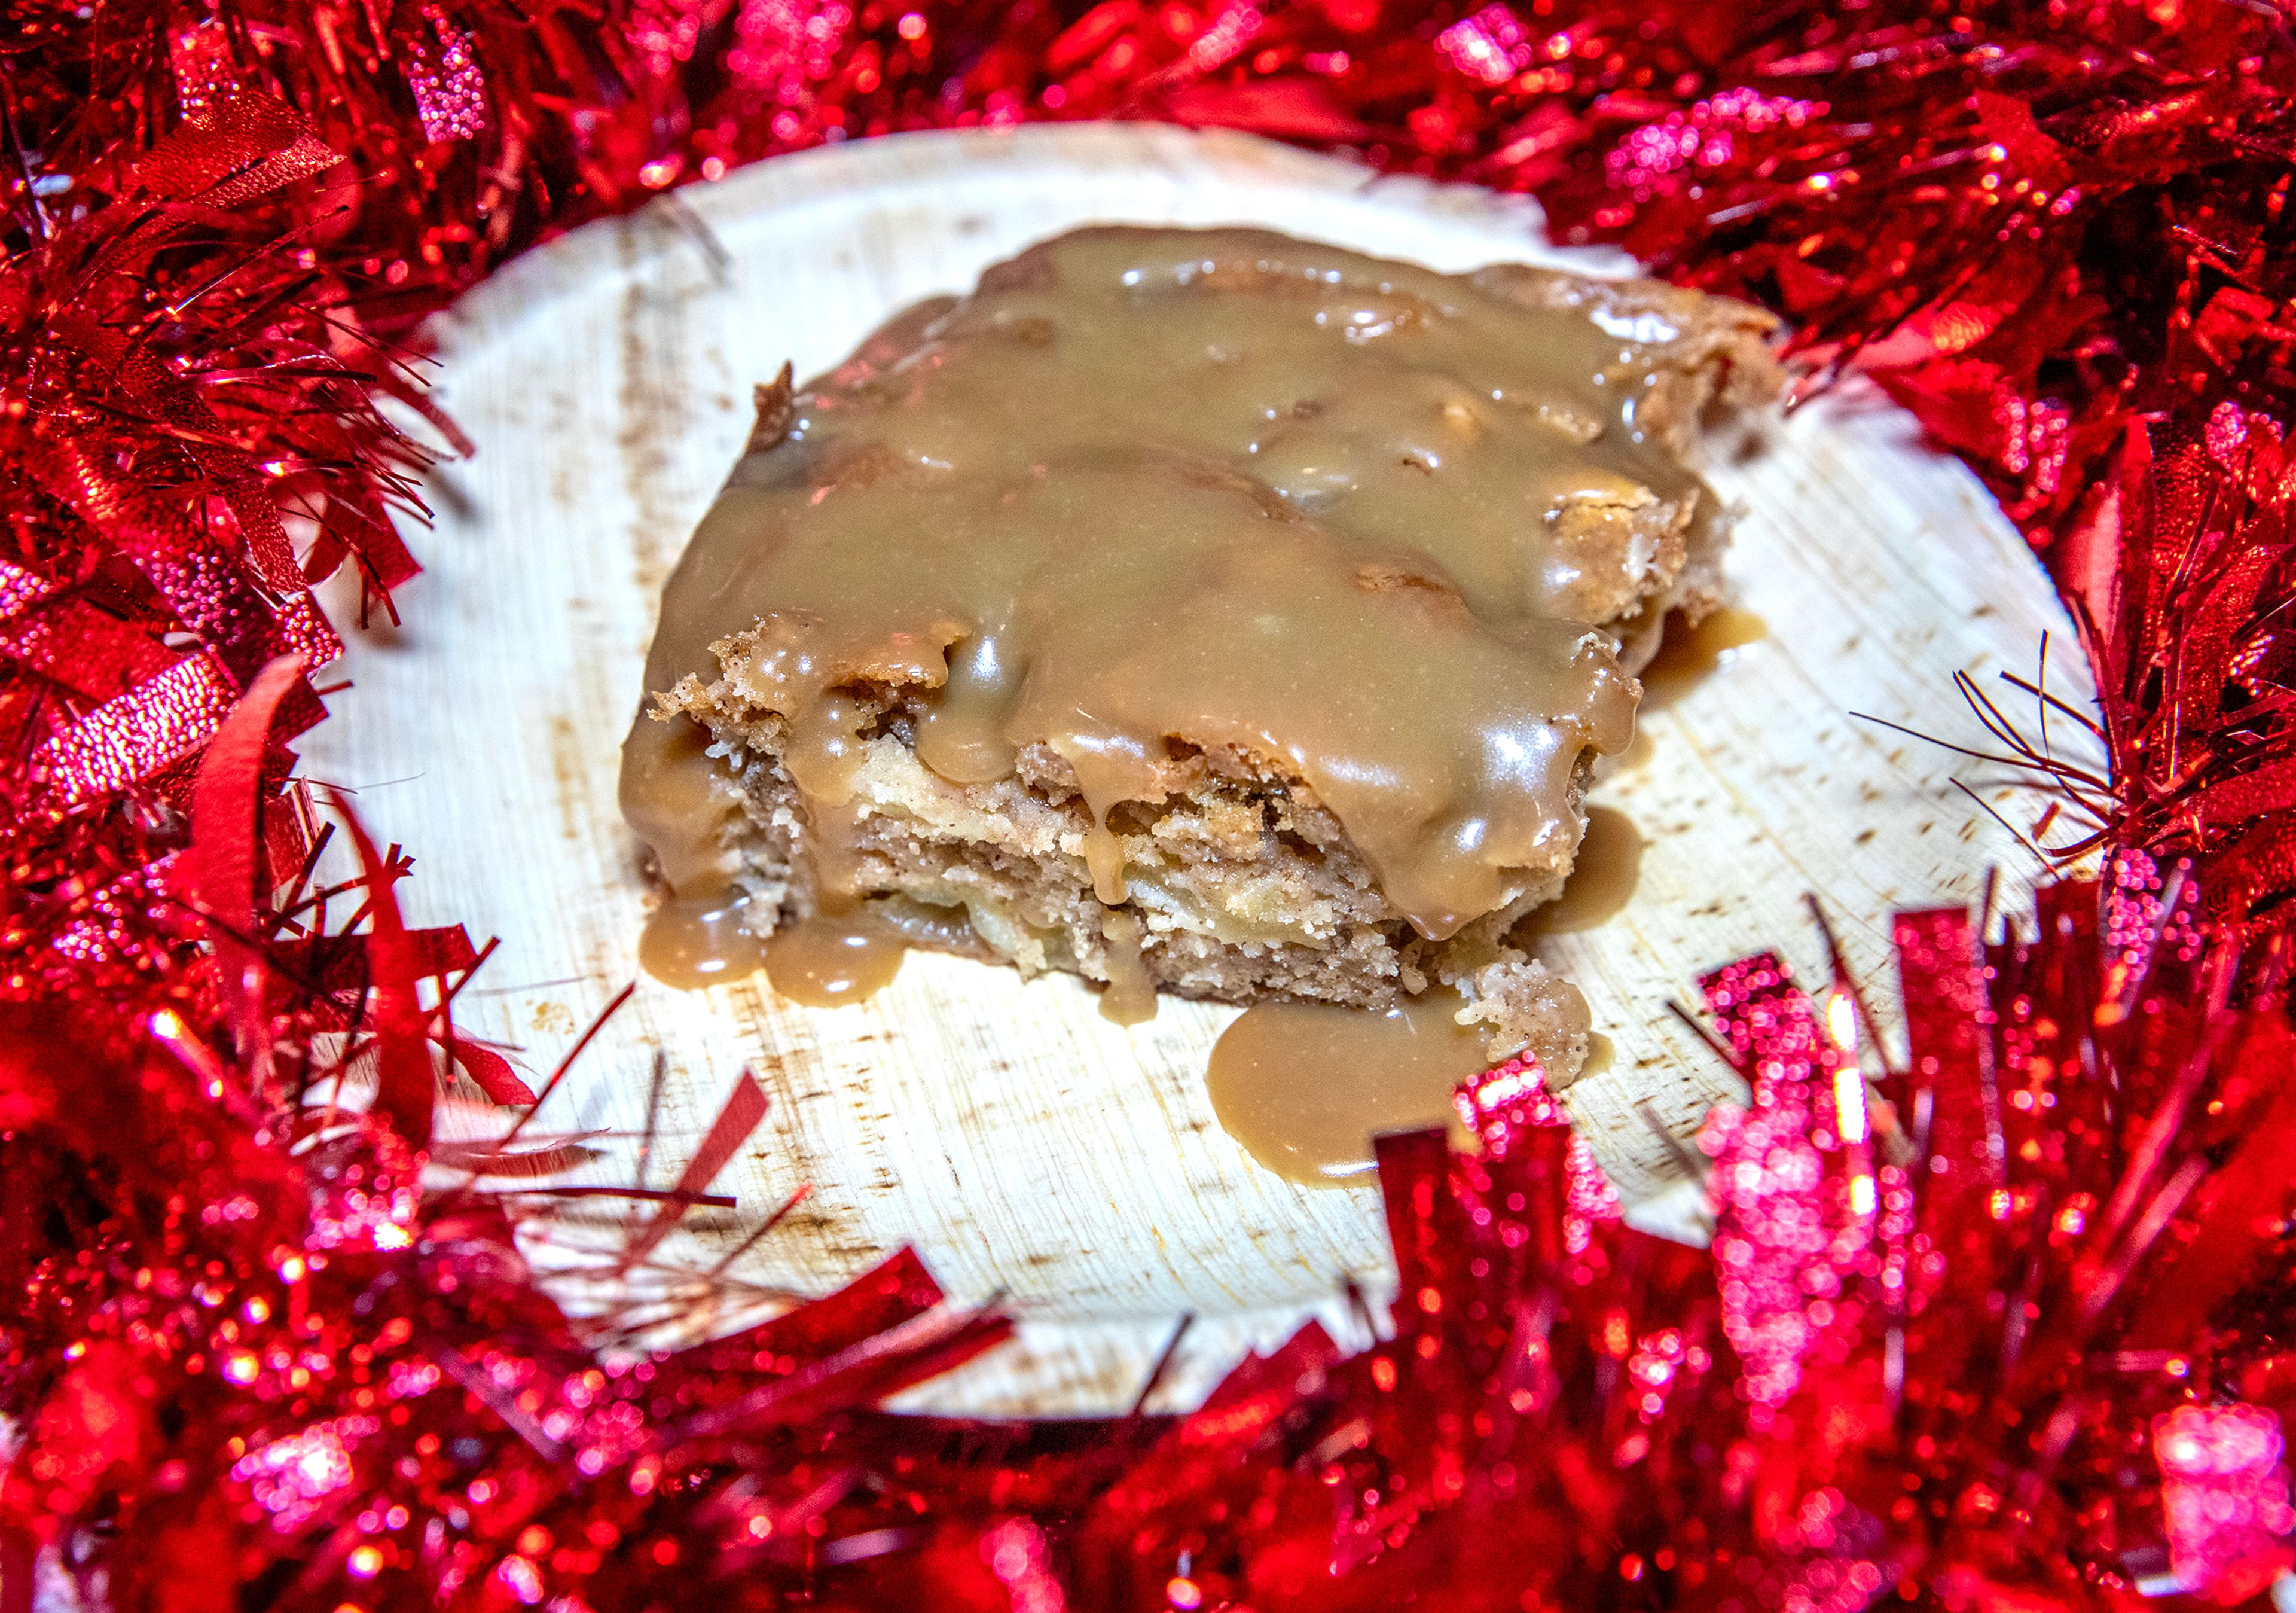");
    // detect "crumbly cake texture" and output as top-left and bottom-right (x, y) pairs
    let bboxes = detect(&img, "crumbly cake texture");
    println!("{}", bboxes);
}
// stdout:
(1485, 267), (1778, 663)
(649, 245), (1780, 1083)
